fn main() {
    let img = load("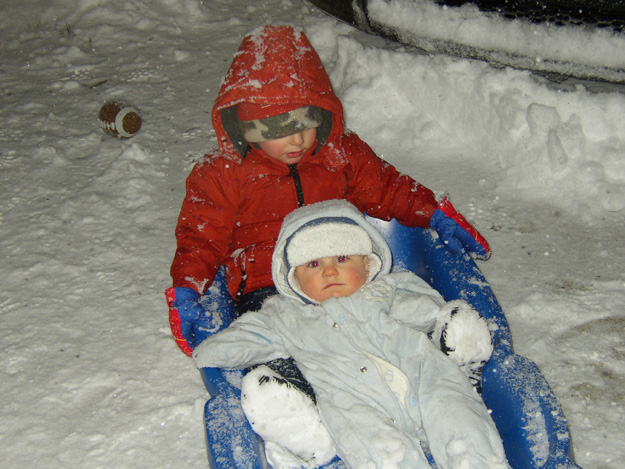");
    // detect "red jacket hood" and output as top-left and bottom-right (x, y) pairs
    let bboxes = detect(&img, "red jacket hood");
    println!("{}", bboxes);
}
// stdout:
(211, 25), (345, 158)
